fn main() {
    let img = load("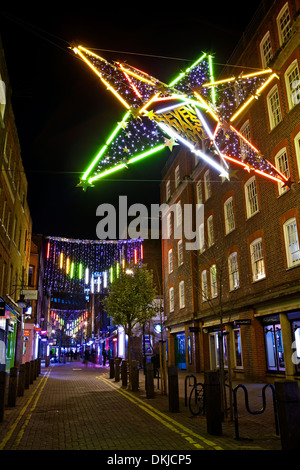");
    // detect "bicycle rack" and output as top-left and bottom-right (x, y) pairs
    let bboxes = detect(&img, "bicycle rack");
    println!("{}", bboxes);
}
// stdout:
(232, 383), (279, 440)
(185, 374), (197, 406)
